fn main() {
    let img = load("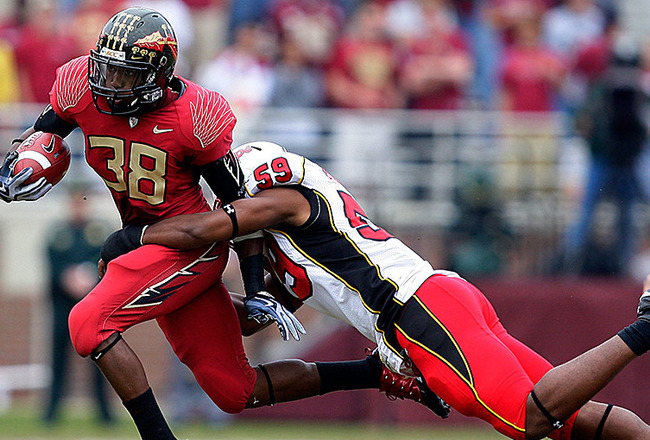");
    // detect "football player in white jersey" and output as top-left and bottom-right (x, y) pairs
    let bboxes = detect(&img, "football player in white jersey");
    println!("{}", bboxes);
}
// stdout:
(102, 141), (650, 440)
